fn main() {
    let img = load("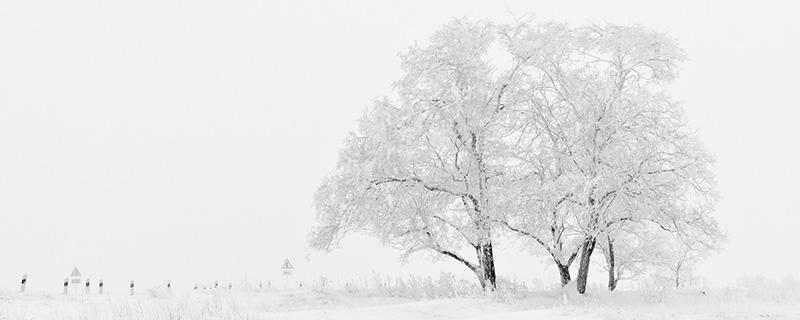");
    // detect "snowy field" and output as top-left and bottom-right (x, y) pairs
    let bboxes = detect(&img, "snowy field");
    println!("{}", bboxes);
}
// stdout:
(3, 286), (799, 320)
